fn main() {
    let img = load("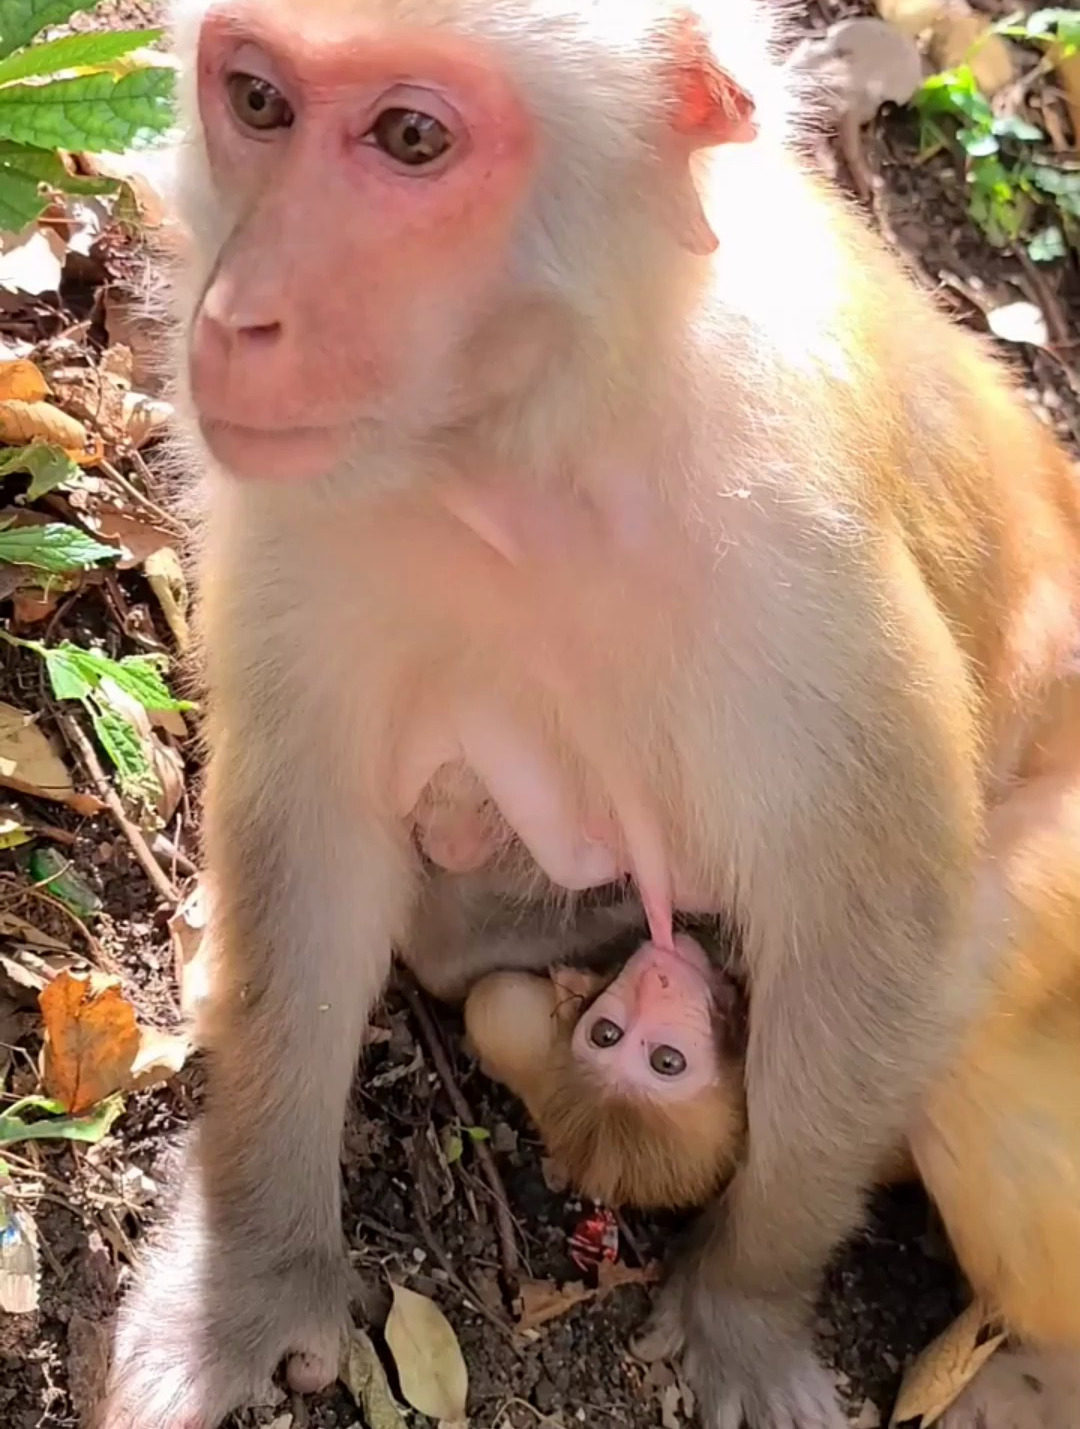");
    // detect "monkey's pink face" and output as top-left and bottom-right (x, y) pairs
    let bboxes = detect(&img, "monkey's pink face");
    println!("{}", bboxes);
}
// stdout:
(189, 5), (536, 480)
(571, 935), (721, 1104)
